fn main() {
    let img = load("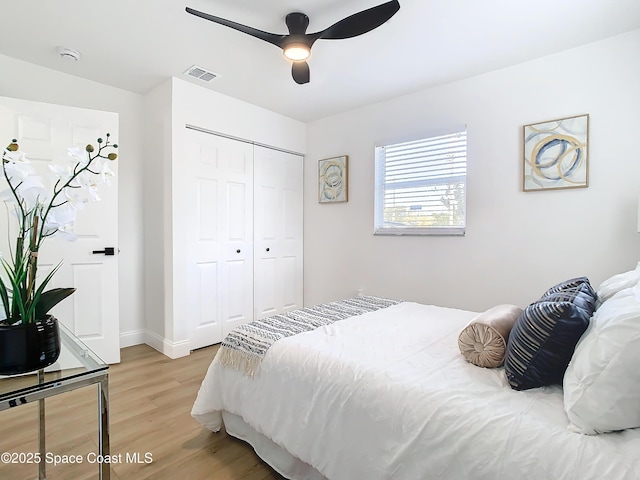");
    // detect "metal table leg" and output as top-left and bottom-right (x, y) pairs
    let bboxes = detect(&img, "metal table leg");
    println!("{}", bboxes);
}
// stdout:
(98, 375), (110, 480)
(37, 369), (46, 480)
